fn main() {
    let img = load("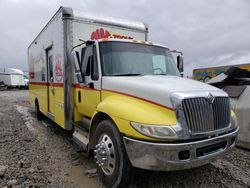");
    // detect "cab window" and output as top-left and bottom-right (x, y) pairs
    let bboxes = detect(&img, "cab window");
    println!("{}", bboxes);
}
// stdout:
(81, 45), (99, 80)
